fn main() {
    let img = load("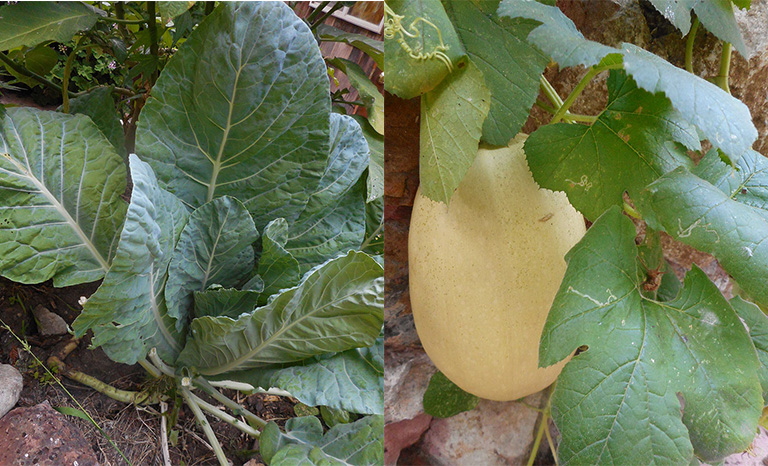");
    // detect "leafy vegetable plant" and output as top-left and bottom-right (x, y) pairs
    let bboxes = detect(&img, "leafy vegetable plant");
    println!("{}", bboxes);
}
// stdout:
(0, 2), (383, 465)
(389, 0), (768, 464)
